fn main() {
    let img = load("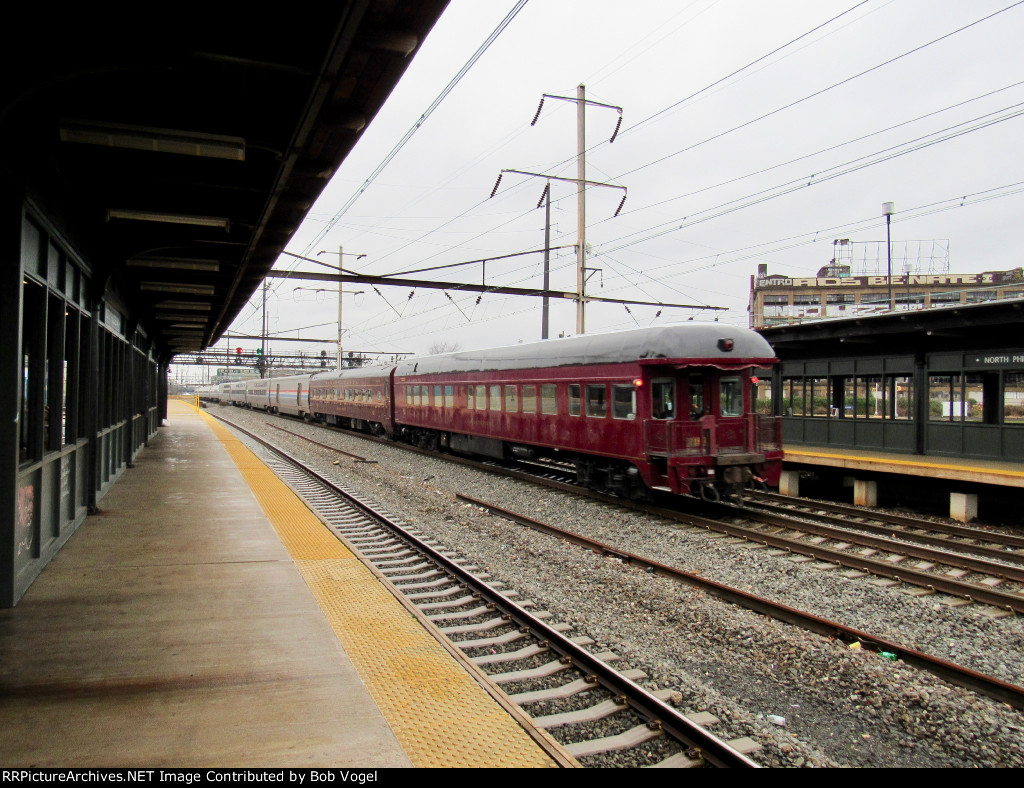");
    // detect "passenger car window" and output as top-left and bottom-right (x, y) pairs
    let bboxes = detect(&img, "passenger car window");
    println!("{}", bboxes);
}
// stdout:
(651, 379), (674, 419)
(612, 384), (636, 420)
(586, 385), (607, 418)
(522, 385), (537, 413)
(504, 385), (518, 412)
(568, 384), (581, 416)
(540, 384), (557, 415)
(720, 377), (743, 417)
